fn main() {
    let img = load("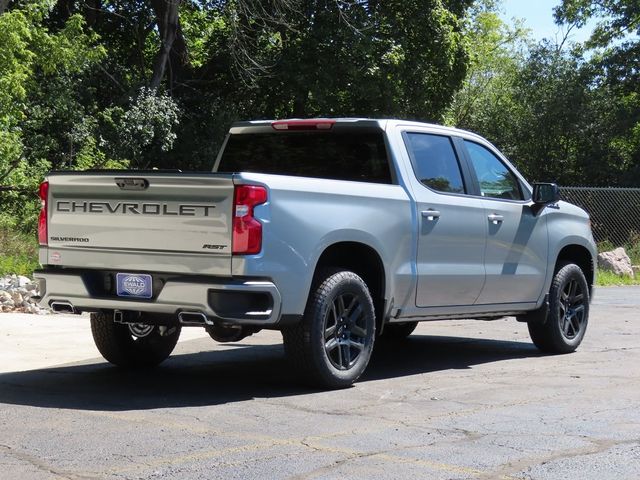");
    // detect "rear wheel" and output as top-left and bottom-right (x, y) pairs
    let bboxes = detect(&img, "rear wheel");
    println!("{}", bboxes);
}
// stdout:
(282, 270), (376, 389)
(90, 312), (181, 367)
(527, 263), (589, 353)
